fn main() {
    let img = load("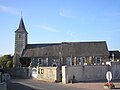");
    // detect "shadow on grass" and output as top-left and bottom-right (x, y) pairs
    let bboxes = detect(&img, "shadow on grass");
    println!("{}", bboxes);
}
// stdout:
(7, 81), (41, 90)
